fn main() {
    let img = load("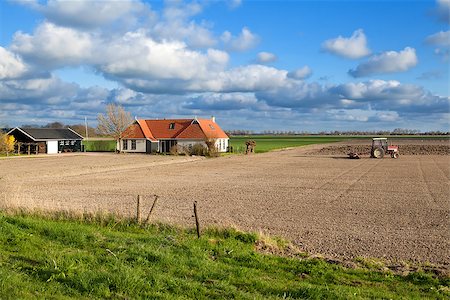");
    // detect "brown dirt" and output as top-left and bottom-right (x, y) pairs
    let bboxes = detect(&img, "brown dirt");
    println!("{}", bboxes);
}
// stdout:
(1, 146), (449, 269)
(313, 138), (450, 156)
